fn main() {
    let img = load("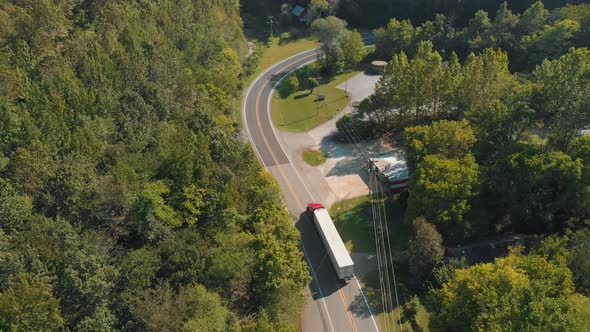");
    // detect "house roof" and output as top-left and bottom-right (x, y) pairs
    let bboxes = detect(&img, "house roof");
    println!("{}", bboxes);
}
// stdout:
(369, 150), (409, 183)
(291, 5), (305, 17)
